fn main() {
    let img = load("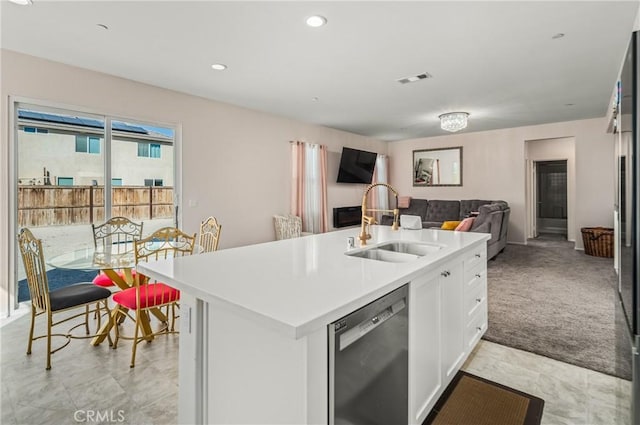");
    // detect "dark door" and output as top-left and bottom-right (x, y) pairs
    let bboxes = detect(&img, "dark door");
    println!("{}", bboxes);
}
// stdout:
(536, 160), (568, 236)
